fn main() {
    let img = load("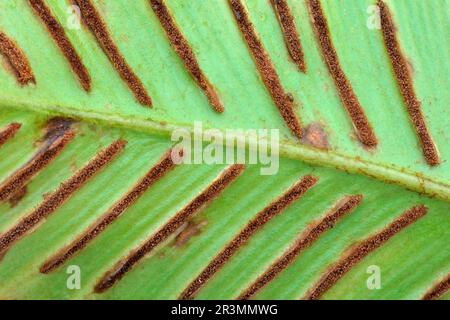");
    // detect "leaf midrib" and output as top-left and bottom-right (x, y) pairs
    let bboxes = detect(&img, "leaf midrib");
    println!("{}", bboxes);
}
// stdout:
(2, 97), (449, 202)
